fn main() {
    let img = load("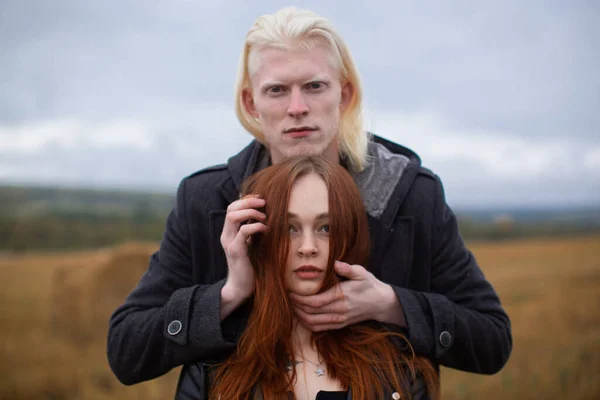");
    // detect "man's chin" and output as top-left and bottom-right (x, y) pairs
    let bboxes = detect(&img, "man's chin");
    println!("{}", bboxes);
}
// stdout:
(284, 145), (338, 162)
(287, 147), (322, 158)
